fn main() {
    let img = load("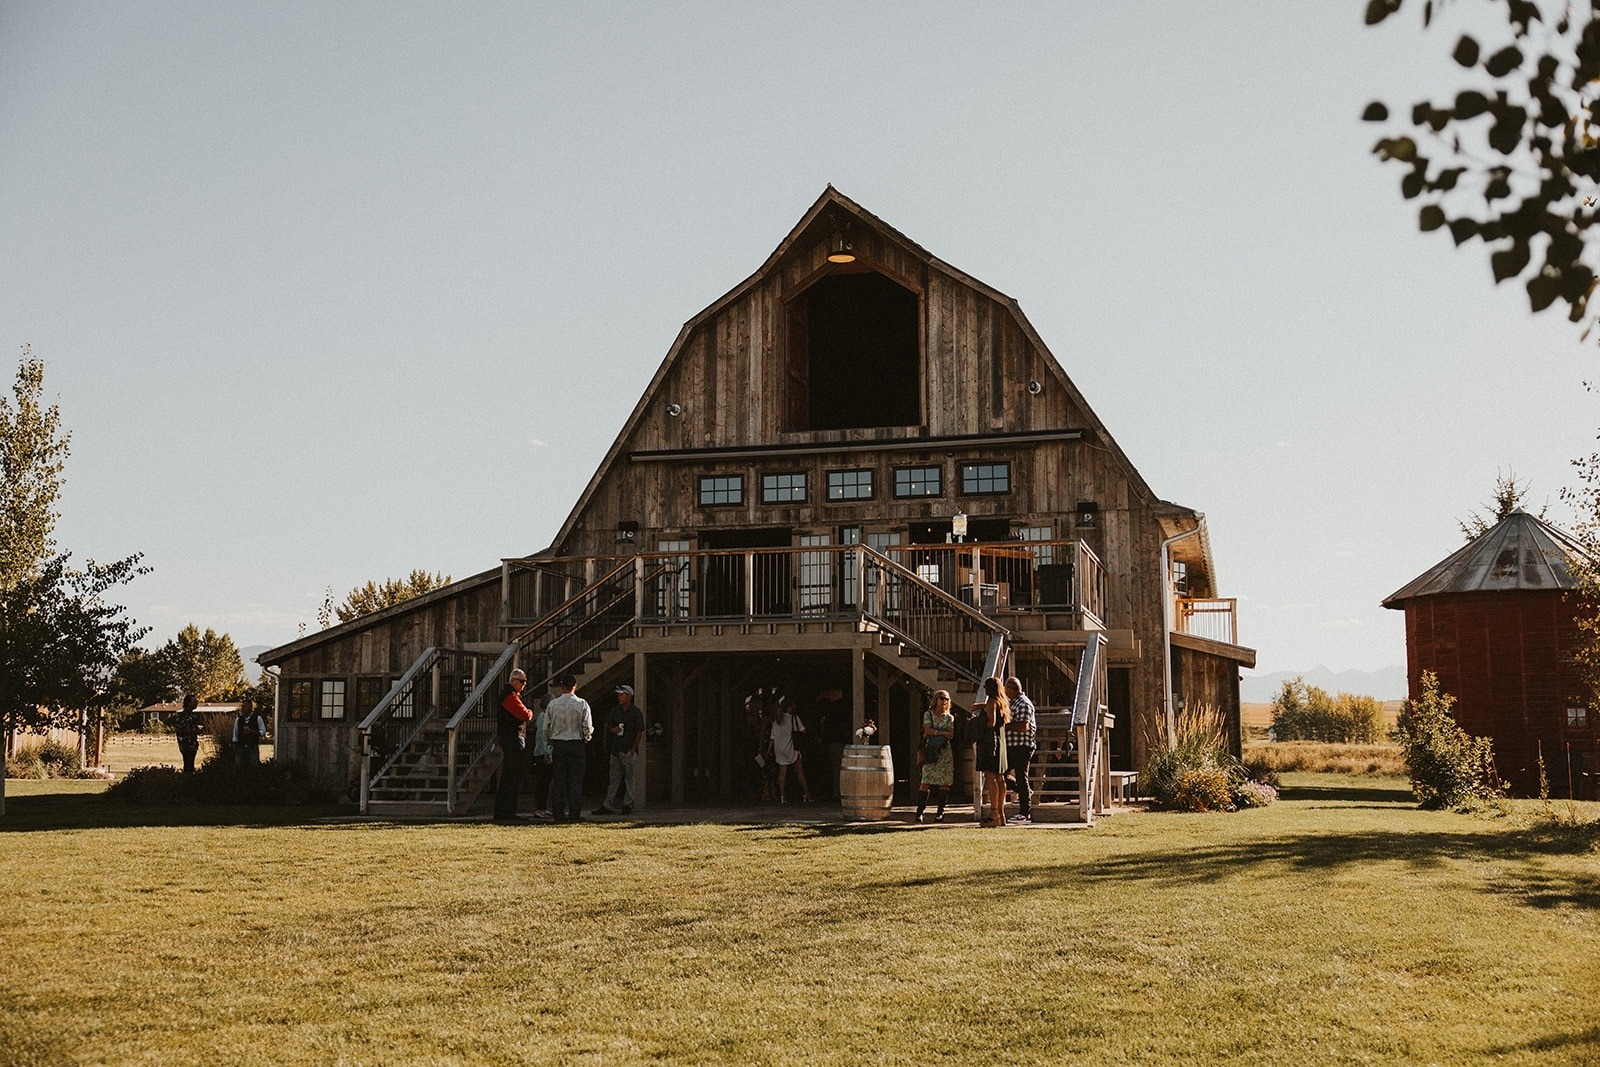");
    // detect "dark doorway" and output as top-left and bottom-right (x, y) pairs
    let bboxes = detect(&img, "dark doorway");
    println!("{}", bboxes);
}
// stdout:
(1110, 668), (1132, 771)
(699, 528), (793, 616)
(786, 272), (921, 430)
